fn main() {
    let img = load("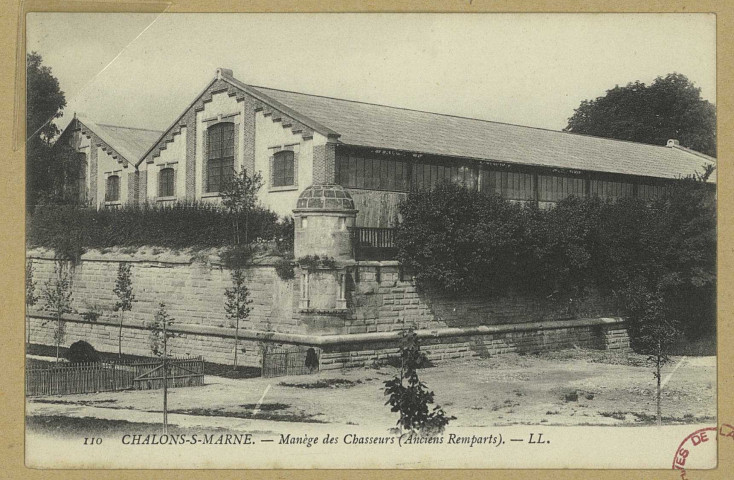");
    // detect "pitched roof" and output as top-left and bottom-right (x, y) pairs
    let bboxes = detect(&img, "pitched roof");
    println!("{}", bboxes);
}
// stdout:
(249, 84), (716, 182)
(76, 117), (163, 164)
